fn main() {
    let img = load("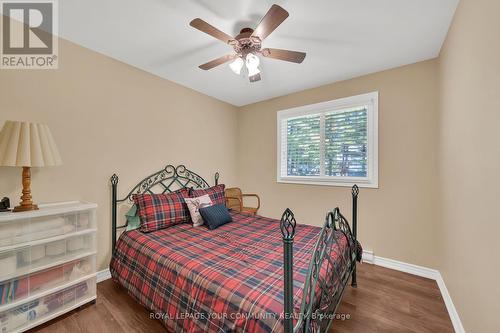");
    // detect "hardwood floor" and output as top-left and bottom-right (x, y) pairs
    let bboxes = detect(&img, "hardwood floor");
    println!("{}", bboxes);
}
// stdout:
(29, 264), (454, 333)
(331, 265), (453, 333)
